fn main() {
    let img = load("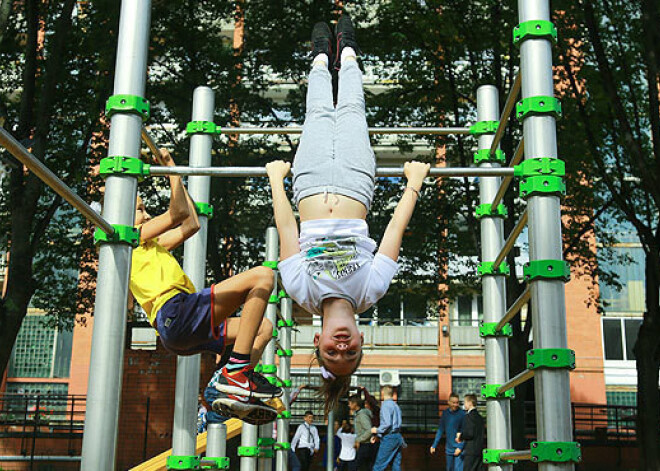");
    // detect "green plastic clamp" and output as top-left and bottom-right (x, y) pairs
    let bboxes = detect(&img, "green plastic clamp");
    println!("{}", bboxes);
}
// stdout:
(281, 379), (292, 387)
(262, 260), (278, 269)
(277, 410), (292, 419)
(479, 322), (513, 338)
(200, 457), (230, 470)
(527, 348), (576, 370)
(514, 158), (565, 178)
(516, 96), (562, 121)
(278, 289), (289, 299)
(106, 94), (150, 122)
(519, 175), (566, 199)
(530, 441), (581, 463)
(483, 449), (516, 465)
(278, 319), (295, 328)
(94, 225), (140, 248)
(474, 148), (506, 165)
(275, 442), (292, 450)
(277, 349), (293, 357)
(267, 377), (280, 386)
(186, 120), (217, 135)
(259, 449), (274, 459)
(238, 446), (259, 457)
(255, 364), (277, 374)
(99, 156), (150, 181)
(481, 384), (515, 400)
(469, 121), (499, 136)
(513, 20), (558, 47)
(523, 260), (570, 282)
(475, 204), (508, 220)
(272, 328), (279, 339)
(268, 294), (280, 303)
(477, 261), (510, 276)
(194, 202), (214, 219)
(258, 437), (276, 447)
(166, 455), (200, 470)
